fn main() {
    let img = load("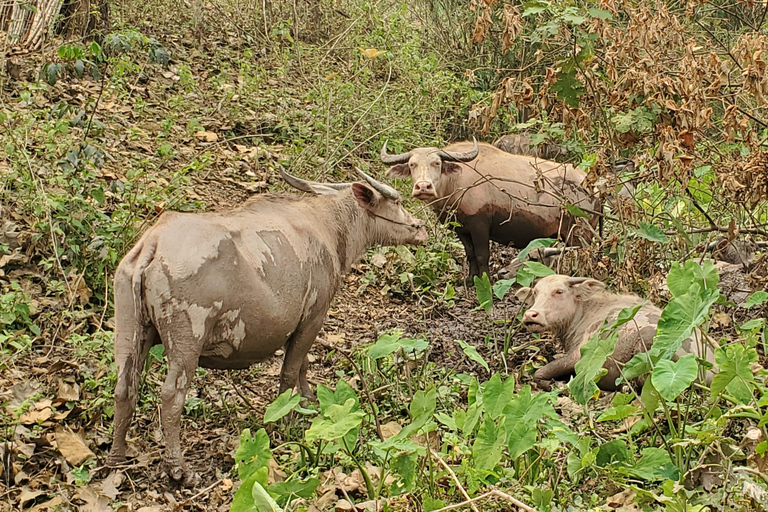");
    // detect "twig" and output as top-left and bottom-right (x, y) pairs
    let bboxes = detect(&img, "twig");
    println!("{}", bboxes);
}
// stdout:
(430, 488), (538, 512)
(83, 61), (109, 143)
(182, 477), (223, 505)
(429, 449), (480, 512)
